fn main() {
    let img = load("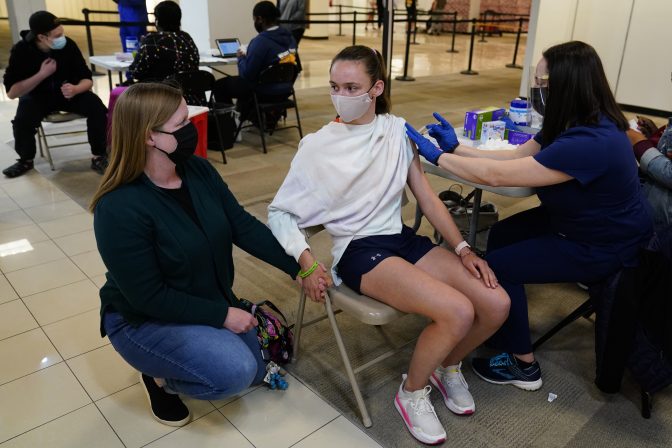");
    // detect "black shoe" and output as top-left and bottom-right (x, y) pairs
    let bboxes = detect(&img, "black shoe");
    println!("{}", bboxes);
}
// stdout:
(140, 373), (191, 427)
(91, 156), (108, 175)
(472, 352), (543, 391)
(3, 159), (34, 178)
